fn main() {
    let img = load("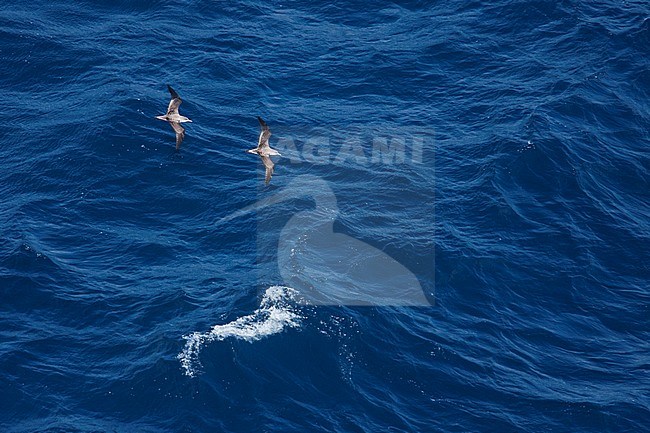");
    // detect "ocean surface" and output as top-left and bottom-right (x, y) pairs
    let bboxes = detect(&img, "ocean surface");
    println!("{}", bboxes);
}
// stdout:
(1, 1), (649, 431)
